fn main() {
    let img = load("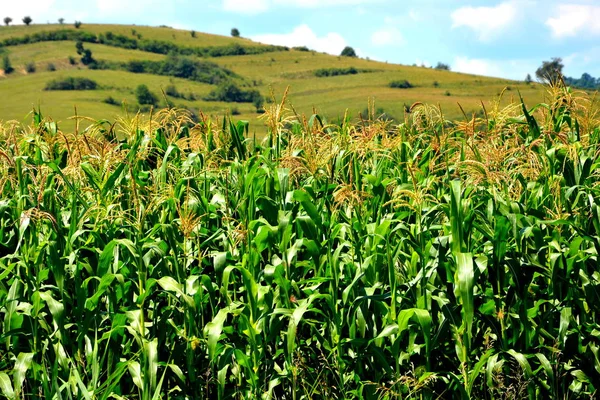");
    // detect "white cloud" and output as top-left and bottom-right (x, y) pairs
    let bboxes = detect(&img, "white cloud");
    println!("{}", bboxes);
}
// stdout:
(223, 0), (269, 14)
(371, 27), (403, 46)
(96, 0), (170, 16)
(251, 24), (347, 55)
(454, 57), (504, 77)
(274, 0), (374, 6)
(222, 0), (377, 13)
(563, 47), (600, 75)
(546, 4), (600, 38)
(453, 56), (538, 80)
(451, 2), (517, 41)
(408, 9), (420, 21)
